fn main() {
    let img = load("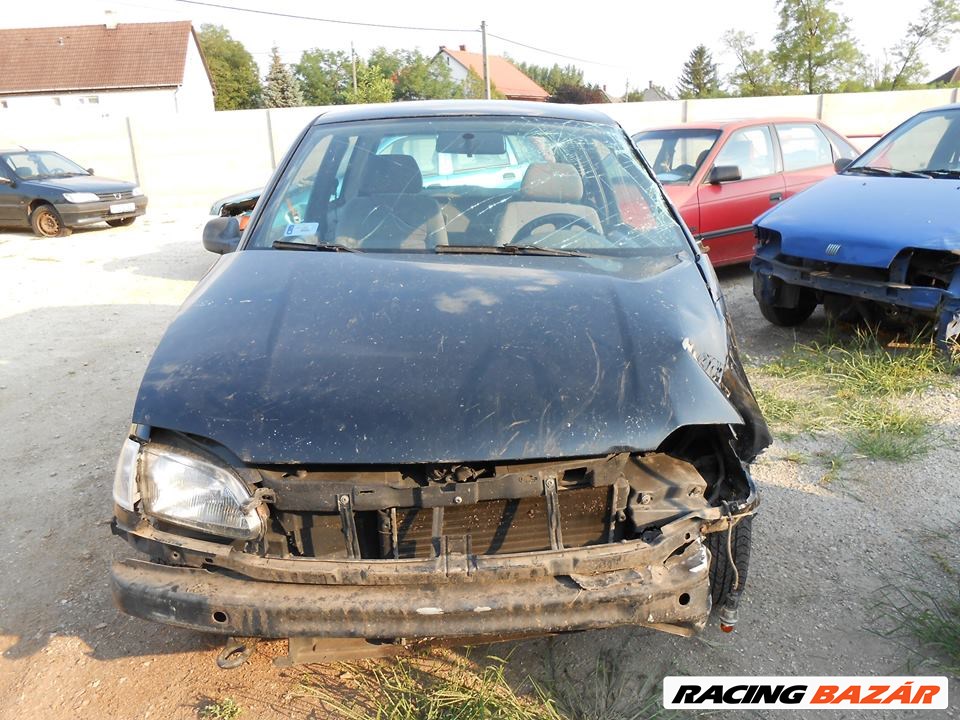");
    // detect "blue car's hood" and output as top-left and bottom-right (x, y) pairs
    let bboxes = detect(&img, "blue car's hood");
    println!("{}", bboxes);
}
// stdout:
(756, 174), (960, 268)
(132, 250), (764, 465)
